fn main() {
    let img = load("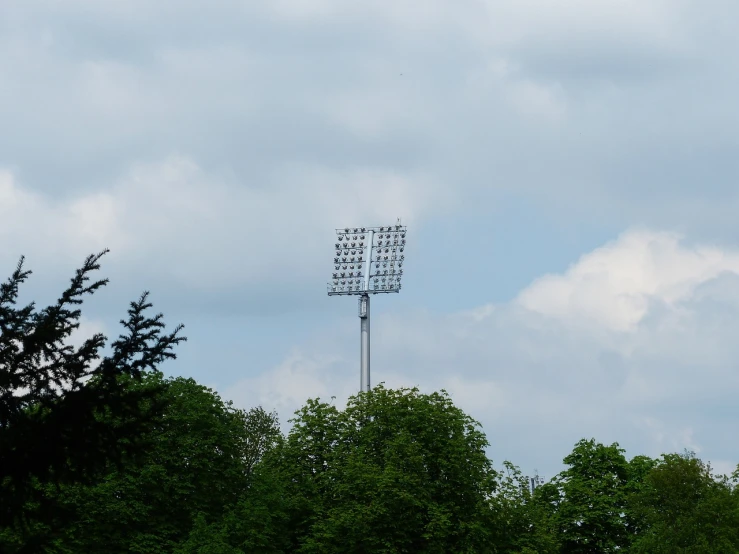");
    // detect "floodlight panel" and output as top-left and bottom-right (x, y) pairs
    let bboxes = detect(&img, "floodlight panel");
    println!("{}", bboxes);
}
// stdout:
(329, 227), (370, 295)
(368, 224), (405, 293)
(327, 225), (407, 295)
